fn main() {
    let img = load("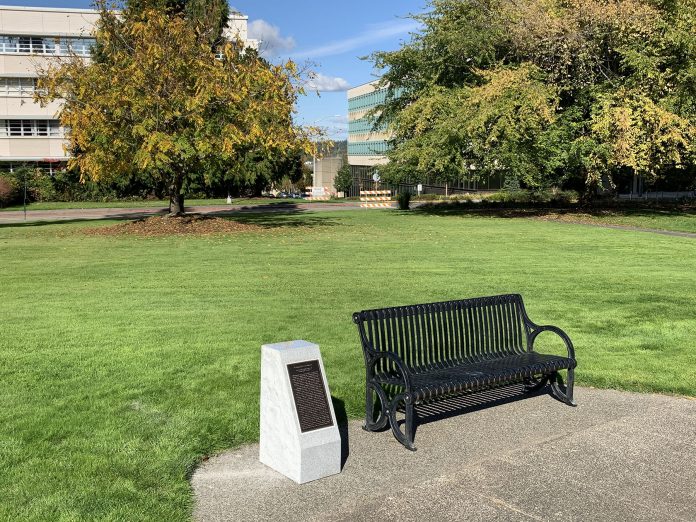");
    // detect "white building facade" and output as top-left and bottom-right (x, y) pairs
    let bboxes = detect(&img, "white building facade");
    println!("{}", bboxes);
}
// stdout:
(0, 5), (257, 174)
